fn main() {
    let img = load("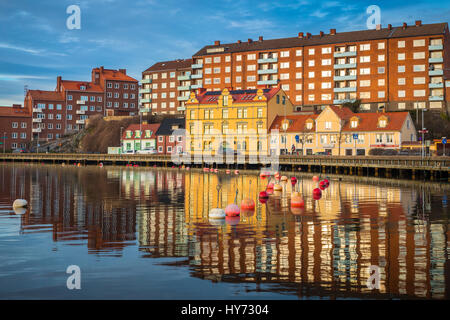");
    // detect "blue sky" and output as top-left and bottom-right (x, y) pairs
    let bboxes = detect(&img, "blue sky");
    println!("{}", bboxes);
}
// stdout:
(0, 0), (449, 106)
